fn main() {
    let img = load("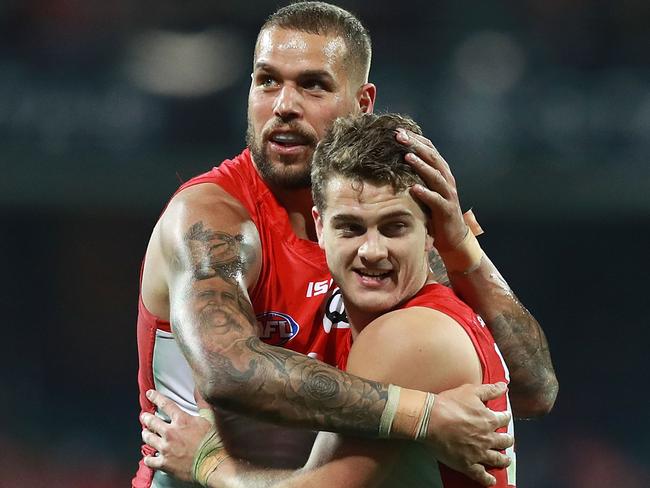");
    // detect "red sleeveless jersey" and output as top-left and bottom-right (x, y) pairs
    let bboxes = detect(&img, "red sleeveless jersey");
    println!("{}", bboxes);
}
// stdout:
(337, 283), (516, 488)
(133, 150), (351, 488)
